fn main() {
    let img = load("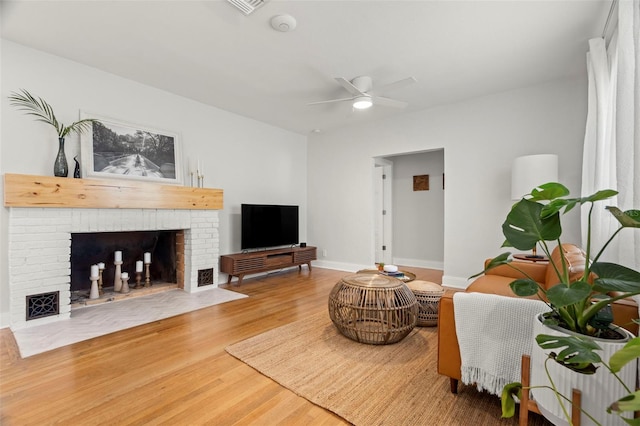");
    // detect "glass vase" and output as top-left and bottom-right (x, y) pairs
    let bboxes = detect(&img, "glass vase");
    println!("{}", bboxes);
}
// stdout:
(54, 137), (69, 177)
